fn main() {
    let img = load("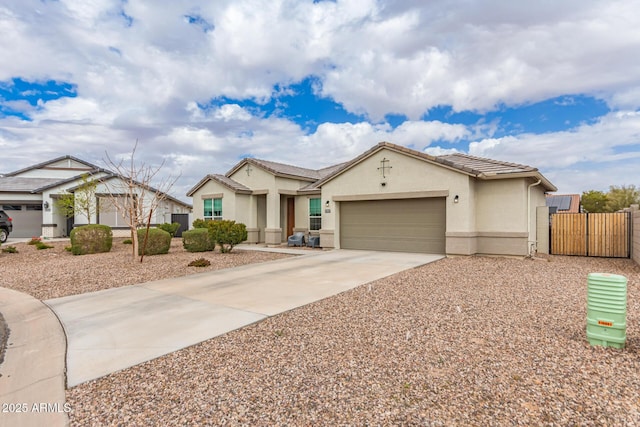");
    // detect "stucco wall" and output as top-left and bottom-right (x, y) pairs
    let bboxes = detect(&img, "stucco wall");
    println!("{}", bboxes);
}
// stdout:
(475, 179), (527, 233)
(321, 149), (471, 243)
(190, 180), (238, 222)
(633, 208), (640, 266)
